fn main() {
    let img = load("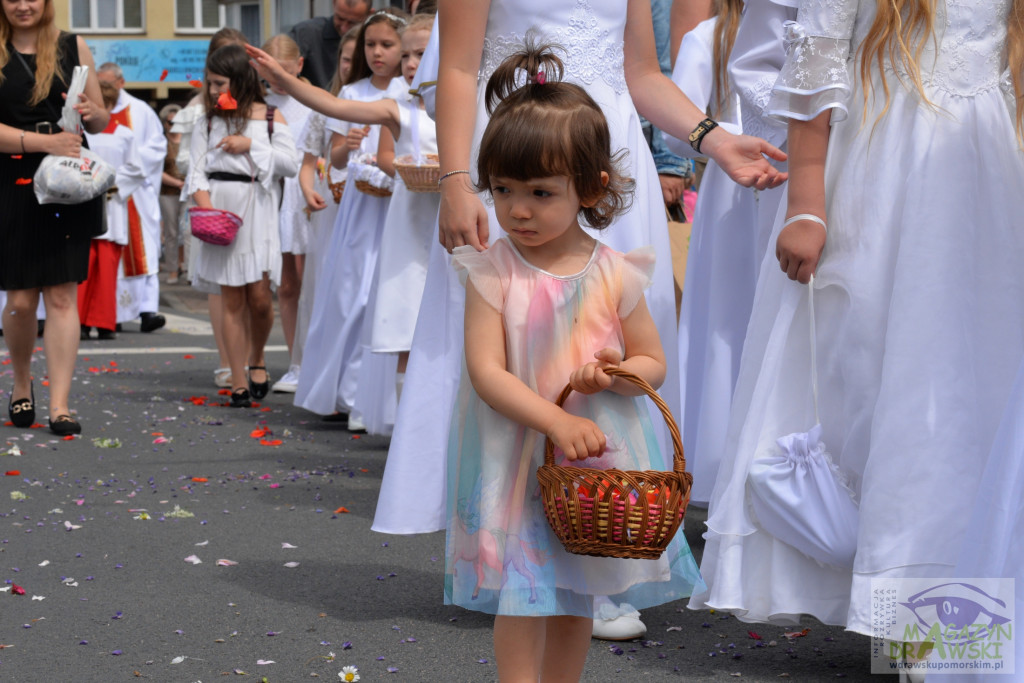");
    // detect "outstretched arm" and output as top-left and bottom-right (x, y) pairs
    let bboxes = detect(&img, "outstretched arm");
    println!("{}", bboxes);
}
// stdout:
(246, 45), (401, 138)
(624, 0), (786, 190)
